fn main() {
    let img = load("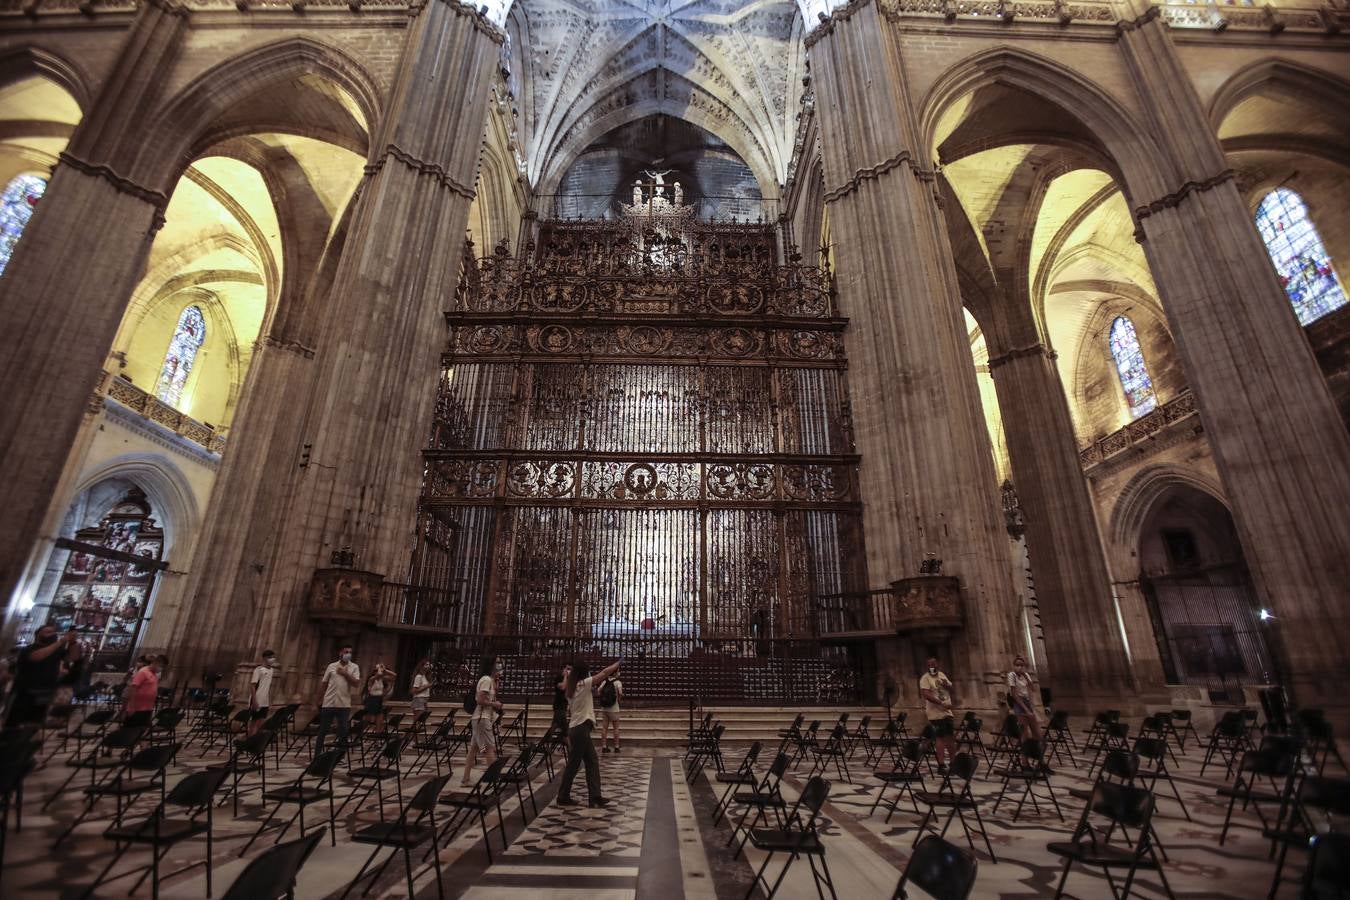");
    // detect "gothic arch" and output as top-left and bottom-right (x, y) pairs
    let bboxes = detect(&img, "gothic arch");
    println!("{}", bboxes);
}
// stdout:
(919, 47), (1170, 208)
(133, 37), (381, 193)
(70, 454), (203, 559)
(1208, 58), (1350, 135)
(1107, 464), (1227, 556)
(0, 45), (92, 112)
